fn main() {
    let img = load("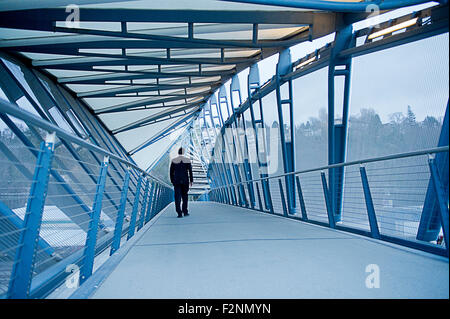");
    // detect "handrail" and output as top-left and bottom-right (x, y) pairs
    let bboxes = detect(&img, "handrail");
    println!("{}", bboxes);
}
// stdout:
(0, 98), (172, 188)
(209, 145), (449, 189)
